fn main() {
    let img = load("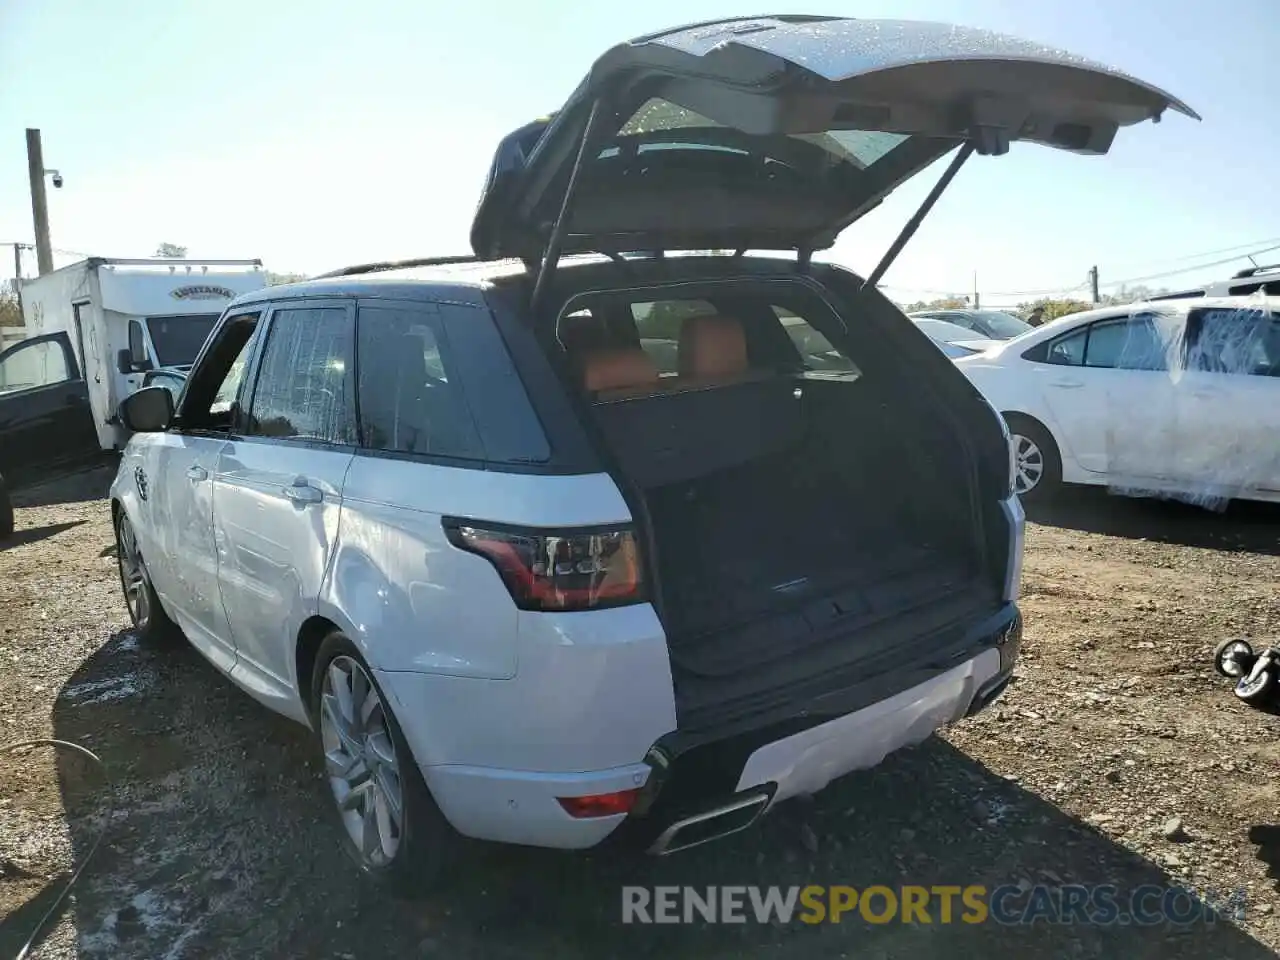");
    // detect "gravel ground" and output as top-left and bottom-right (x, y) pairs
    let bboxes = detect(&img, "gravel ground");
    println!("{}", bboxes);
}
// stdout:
(1, 463), (1279, 959)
